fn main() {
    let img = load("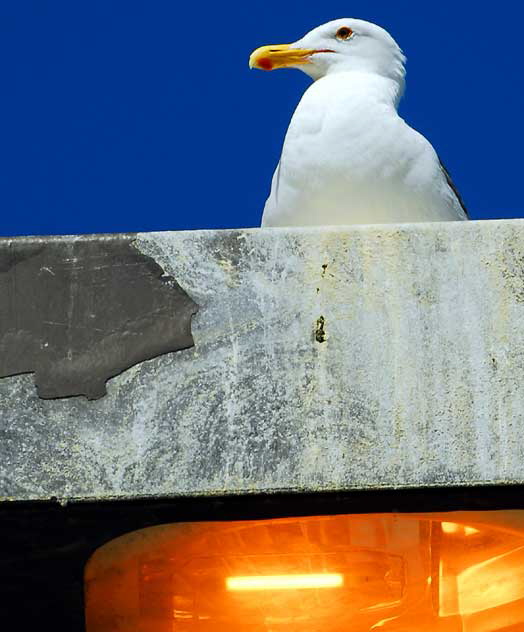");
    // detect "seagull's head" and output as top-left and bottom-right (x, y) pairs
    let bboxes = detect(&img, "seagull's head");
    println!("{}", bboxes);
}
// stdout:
(249, 19), (406, 84)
